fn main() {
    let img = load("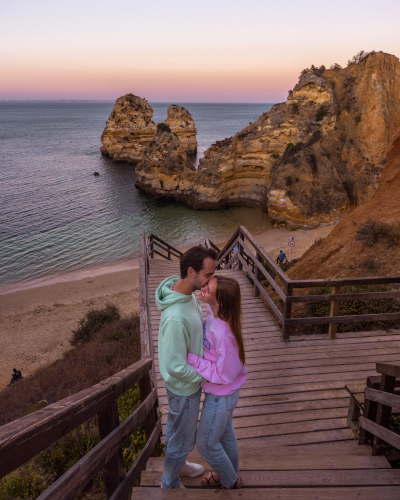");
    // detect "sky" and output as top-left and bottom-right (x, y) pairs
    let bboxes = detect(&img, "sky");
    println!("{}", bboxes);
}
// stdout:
(1, 0), (399, 102)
